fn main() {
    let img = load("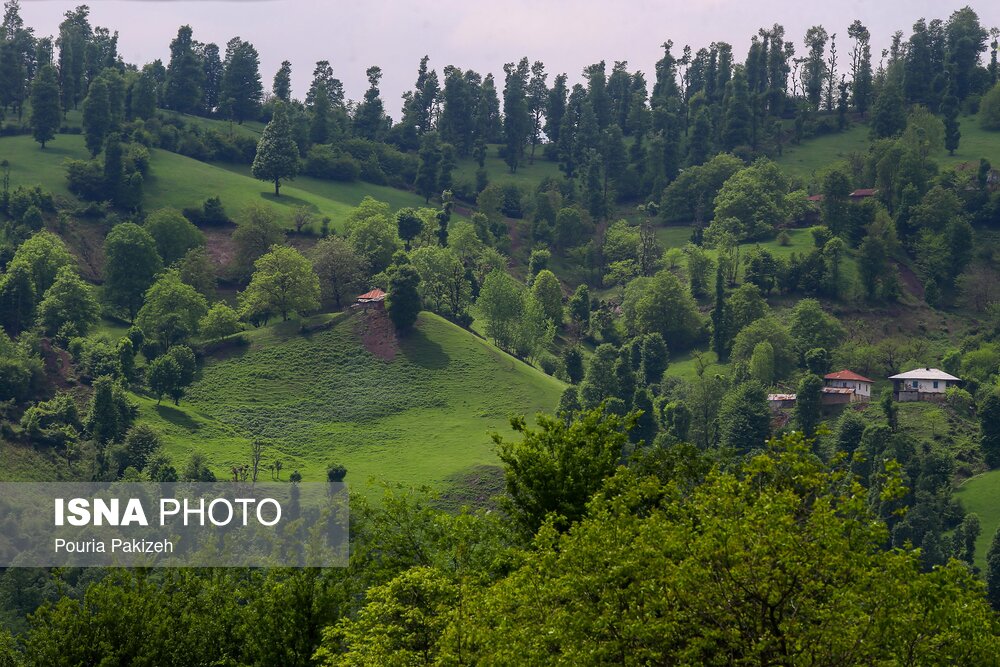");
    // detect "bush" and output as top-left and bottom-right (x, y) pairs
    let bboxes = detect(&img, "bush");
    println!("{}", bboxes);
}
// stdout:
(980, 83), (1000, 131)
(199, 302), (243, 340)
(538, 353), (561, 377)
(64, 159), (106, 202)
(304, 145), (360, 181)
